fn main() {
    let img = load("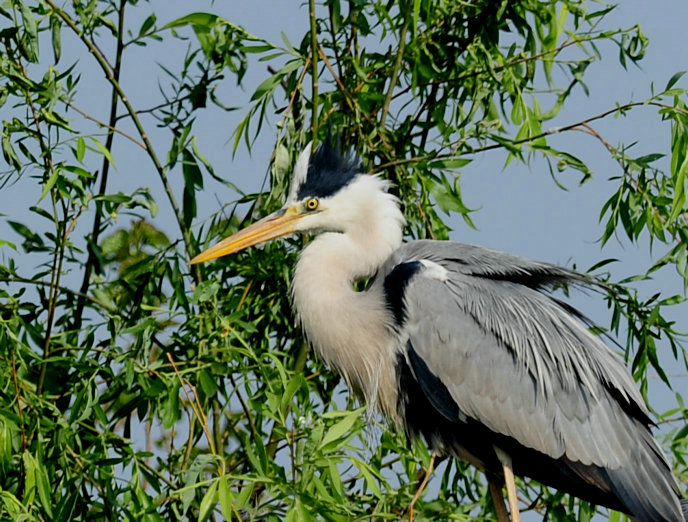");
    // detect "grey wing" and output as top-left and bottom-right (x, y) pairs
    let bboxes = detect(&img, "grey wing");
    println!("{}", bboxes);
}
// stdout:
(382, 241), (683, 520)
(400, 258), (644, 466)
(390, 242), (649, 466)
